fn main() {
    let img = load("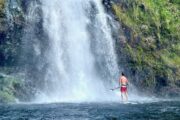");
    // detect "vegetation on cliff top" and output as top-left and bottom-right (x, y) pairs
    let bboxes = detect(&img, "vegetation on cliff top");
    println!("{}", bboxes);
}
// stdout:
(112, 0), (180, 95)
